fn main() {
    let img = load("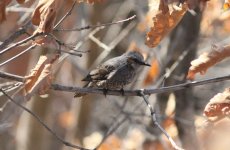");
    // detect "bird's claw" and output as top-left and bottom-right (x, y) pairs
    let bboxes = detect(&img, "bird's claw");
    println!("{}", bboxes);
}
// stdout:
(103, 88), (108, 97)
(120, 88), (125, 96)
